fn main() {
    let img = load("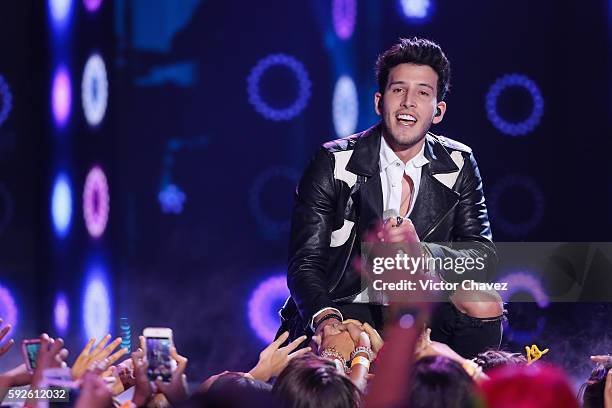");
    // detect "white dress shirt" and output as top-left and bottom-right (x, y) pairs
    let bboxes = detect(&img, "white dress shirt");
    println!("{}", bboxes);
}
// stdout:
(312, 137), (430, 325)
(352, 136), (429, 304)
